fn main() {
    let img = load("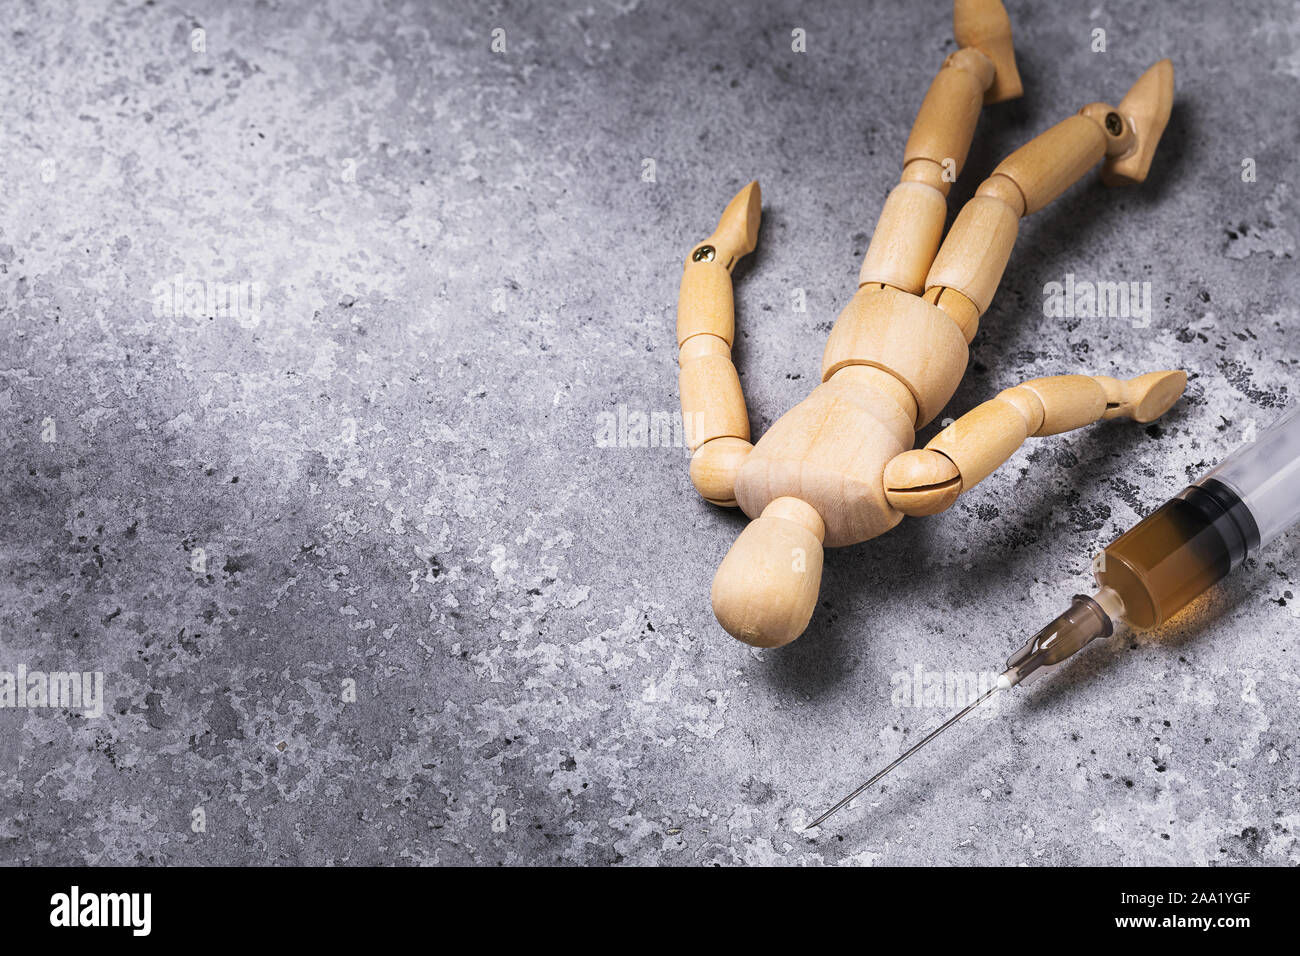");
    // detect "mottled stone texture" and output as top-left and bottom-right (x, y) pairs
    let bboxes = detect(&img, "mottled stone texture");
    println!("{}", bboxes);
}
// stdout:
(0, 0), (1297, 866)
